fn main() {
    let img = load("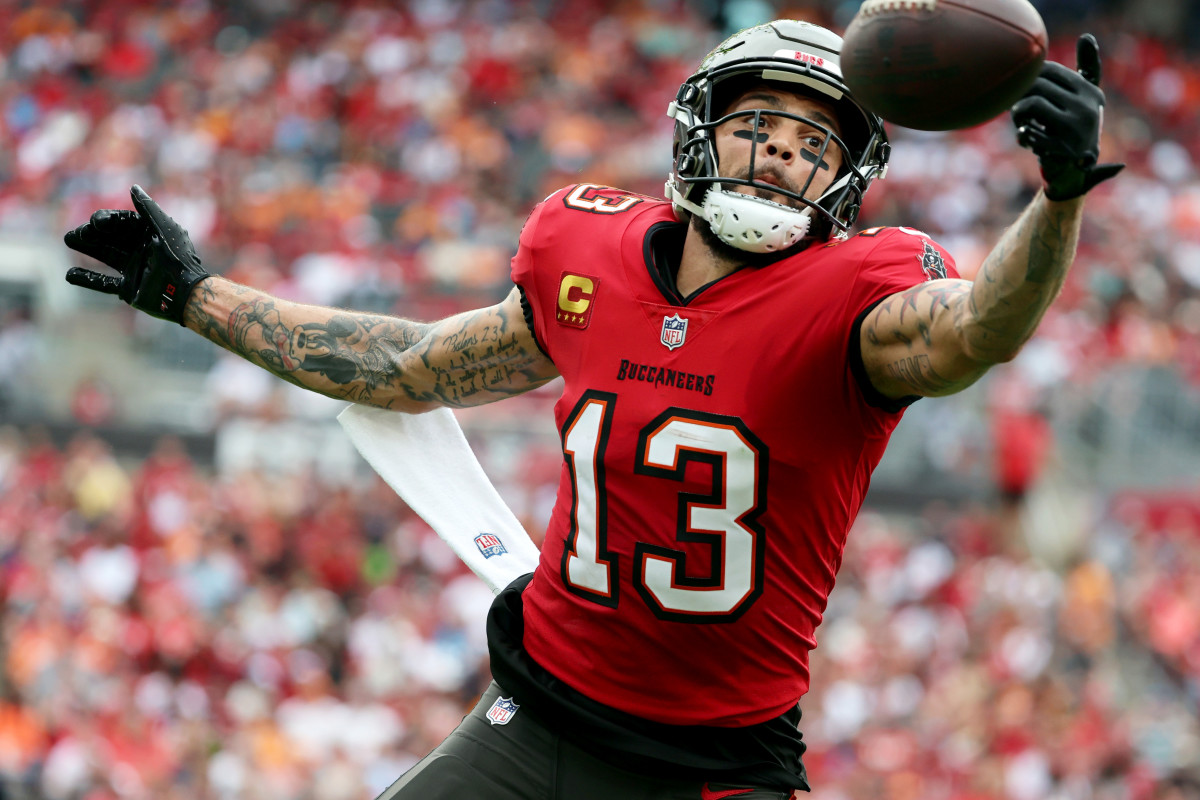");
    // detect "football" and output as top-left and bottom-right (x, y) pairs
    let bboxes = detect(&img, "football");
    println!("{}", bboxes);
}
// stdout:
(841, 0), (1048, 131)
